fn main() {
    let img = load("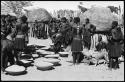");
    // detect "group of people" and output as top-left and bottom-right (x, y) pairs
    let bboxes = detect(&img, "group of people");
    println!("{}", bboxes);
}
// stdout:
(47, 17), (124, 70)
(1, 14), (124, 73)
(31, 20), (48, 39)
(1, 14), (29, 72)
